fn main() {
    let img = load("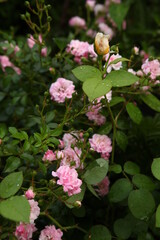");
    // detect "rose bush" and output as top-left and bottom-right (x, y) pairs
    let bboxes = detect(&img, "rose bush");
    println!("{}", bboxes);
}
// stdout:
(0, 0), (160, 239)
